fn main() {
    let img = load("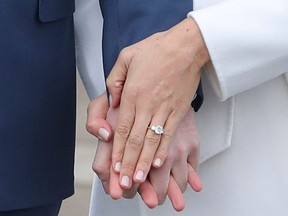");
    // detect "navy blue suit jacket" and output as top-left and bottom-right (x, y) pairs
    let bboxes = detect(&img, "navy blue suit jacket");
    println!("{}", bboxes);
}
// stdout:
(0, 0), (76, 211)
(99, 0), (203, 111)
